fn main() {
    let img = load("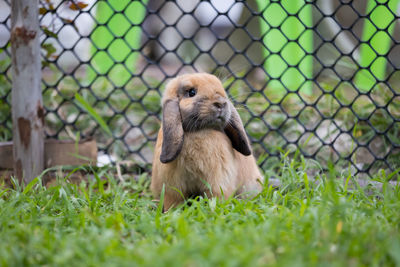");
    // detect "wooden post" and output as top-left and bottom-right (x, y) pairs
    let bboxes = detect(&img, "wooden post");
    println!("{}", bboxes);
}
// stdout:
(10, 0), (44, 183)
